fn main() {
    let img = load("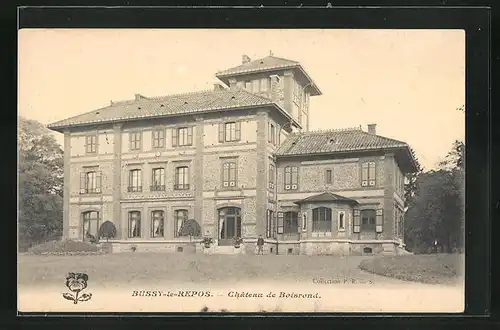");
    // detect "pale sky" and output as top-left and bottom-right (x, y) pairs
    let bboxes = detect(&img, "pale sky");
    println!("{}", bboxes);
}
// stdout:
(18, 29), (465, 170)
